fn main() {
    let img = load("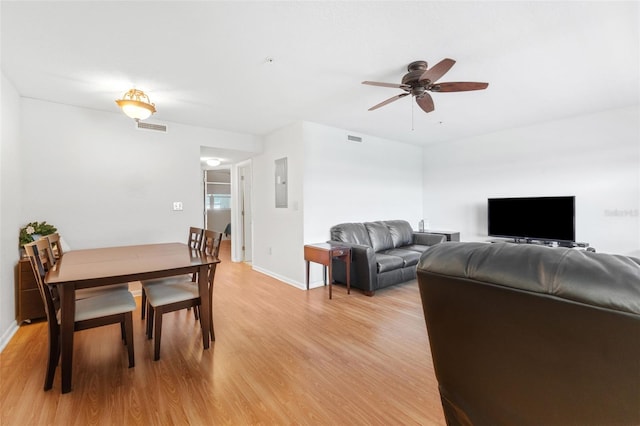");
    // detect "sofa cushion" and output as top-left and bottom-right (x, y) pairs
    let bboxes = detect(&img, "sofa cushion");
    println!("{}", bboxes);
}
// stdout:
(375, 253), (404, 273)
(386, 220), (414, 248)
(330, 222), (372, 246)
(403, 244), (431, 253)
(365, 221), (394, 252)
(380, 248), (422, 267)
